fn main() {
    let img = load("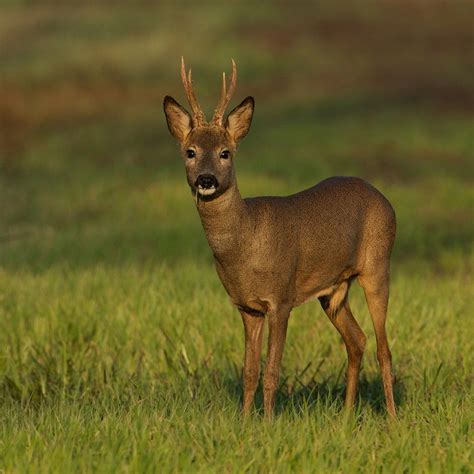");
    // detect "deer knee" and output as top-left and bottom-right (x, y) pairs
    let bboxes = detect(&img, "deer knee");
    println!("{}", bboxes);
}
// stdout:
(263, 369), (279, 392)
(243, 368), (259, 390)
(347, 333), (366, 364)
(377, 346), (392, 367)
(357, 333), (367, 356)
